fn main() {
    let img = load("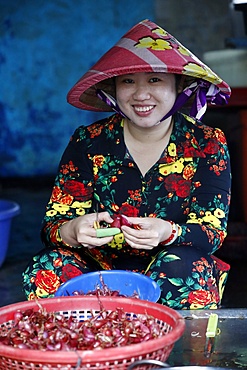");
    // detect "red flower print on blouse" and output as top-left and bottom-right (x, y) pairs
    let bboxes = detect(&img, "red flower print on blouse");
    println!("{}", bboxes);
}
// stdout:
(164, 174), (191, 198)
(215, 128), (227, 144)
(60, 160), (78, 175)
(51, 186), (63, 202)
(188, 289), (213, 307)
(64, 180), (93, 200)
(176, 178), (191, 197)
(60, 264), (83, 283)
(51, 186), (74, 205)
(182, 140), (205, 158)
(212, 255), (230, 272)
(87, 124), (103, 138)
(35, 270), (60, 294)
(183, 164), (195, 180)
(93, 154), (105, 168)
(164, 174), (179, 192)
(119, 203), (139, 217)
(204, 139), (219, 155)
(50, 225), (61, 244)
